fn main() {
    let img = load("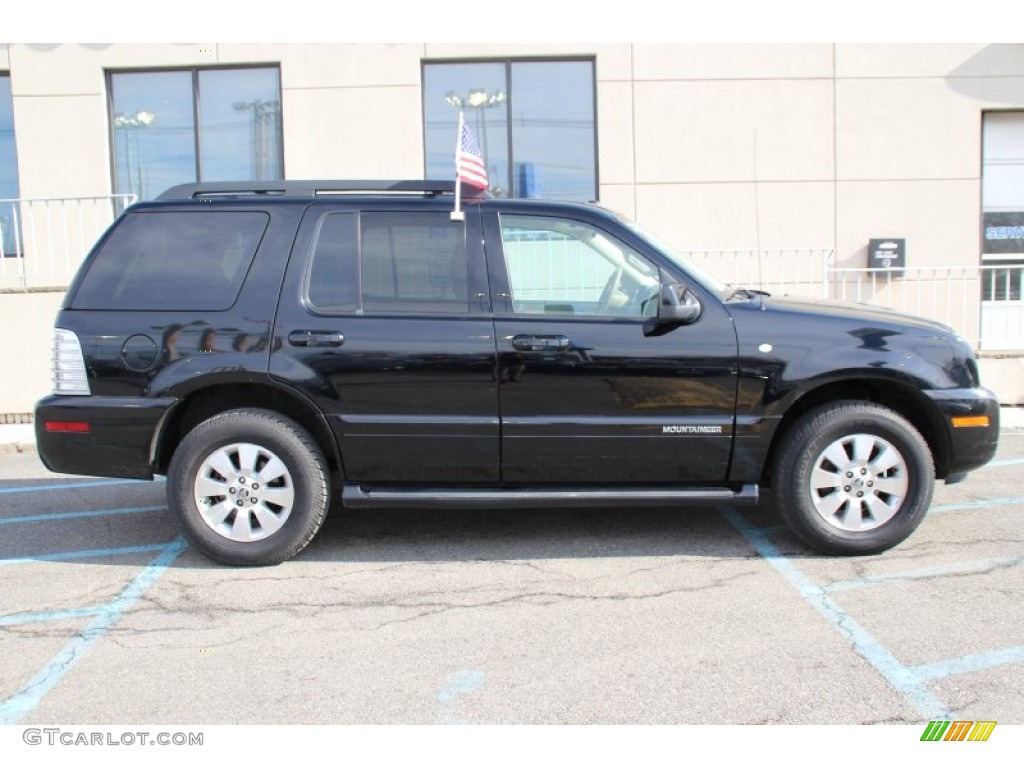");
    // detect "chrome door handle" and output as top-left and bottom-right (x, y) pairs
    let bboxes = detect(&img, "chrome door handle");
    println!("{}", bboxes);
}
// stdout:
(288, 330), (345, 347)
(511, 334), (571, 352)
